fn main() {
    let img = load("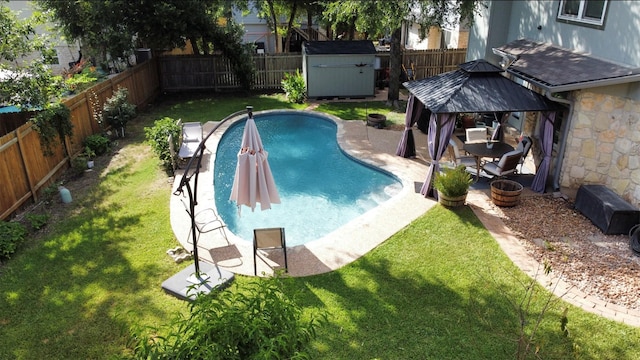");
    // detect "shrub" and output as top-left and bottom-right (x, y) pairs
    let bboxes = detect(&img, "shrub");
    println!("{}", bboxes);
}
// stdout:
(103, 87), (136, 137)
(127, 276), (326, 359)
(31, 103), (73, 156)
(144, 117), (181, 172)
(70, 155), (88, 177)
(83, 134), (110, 156)
(281, 69), (306, 104)
(0, 221), (27, 259)
(25, 213), (49, 231)
(433, 165), (472, 197)
(41, 182), (60, 205)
